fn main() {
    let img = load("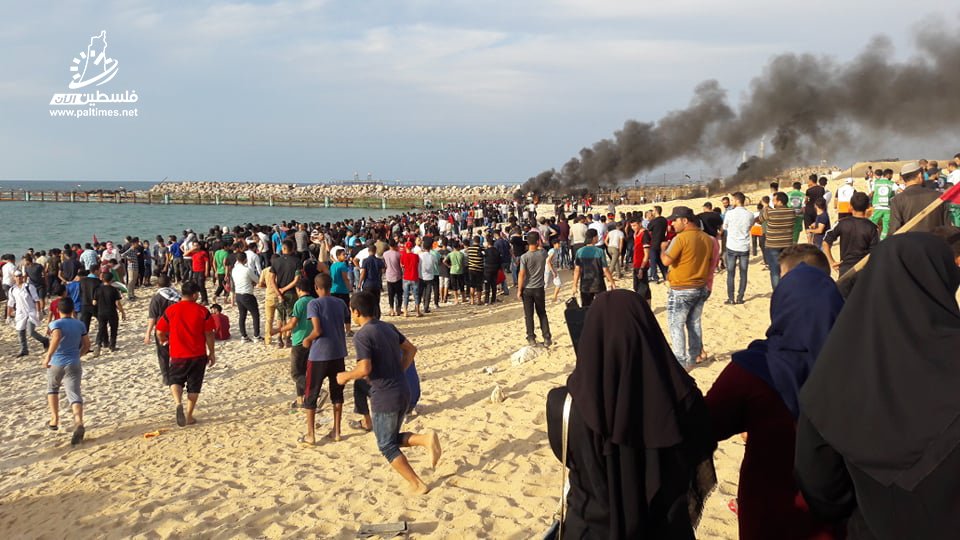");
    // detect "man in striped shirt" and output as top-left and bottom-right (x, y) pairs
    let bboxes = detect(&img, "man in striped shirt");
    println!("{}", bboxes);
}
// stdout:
(760, 192), (797, 289)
